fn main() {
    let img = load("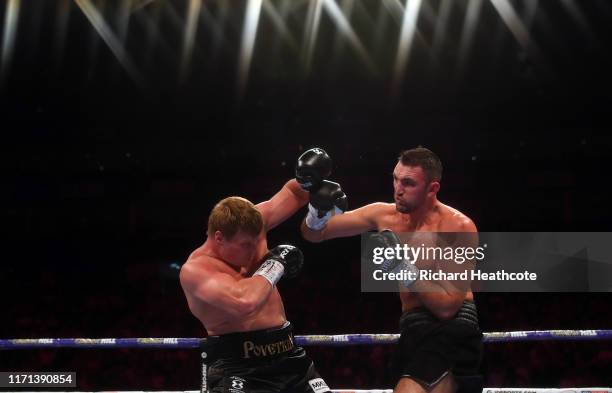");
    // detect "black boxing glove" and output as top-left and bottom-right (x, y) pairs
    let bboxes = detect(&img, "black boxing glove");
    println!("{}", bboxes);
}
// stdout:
(371, 229), (418, 288)
(305, 180), (347, 230)
(253, 245), (304, 286)
(295, 148), (332, 192)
